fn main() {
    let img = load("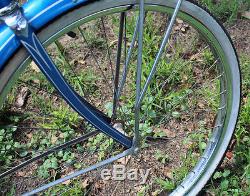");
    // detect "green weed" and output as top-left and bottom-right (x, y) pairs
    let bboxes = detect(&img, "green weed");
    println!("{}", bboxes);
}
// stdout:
(156, 178), (175, 191)
(155, 150), (170, 164)
(45, 180), (86, 196)
(207, 55), (250, 194)
(200, 0), (250, 24)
